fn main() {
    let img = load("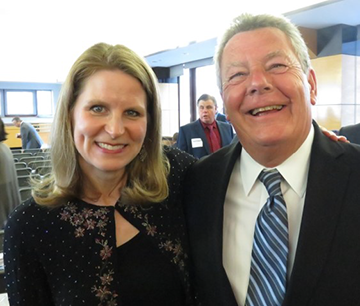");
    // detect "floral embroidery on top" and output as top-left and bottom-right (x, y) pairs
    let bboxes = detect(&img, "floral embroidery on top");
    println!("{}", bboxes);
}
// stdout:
(59, 202), (118, 306)
(120, 203), (187, 273)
